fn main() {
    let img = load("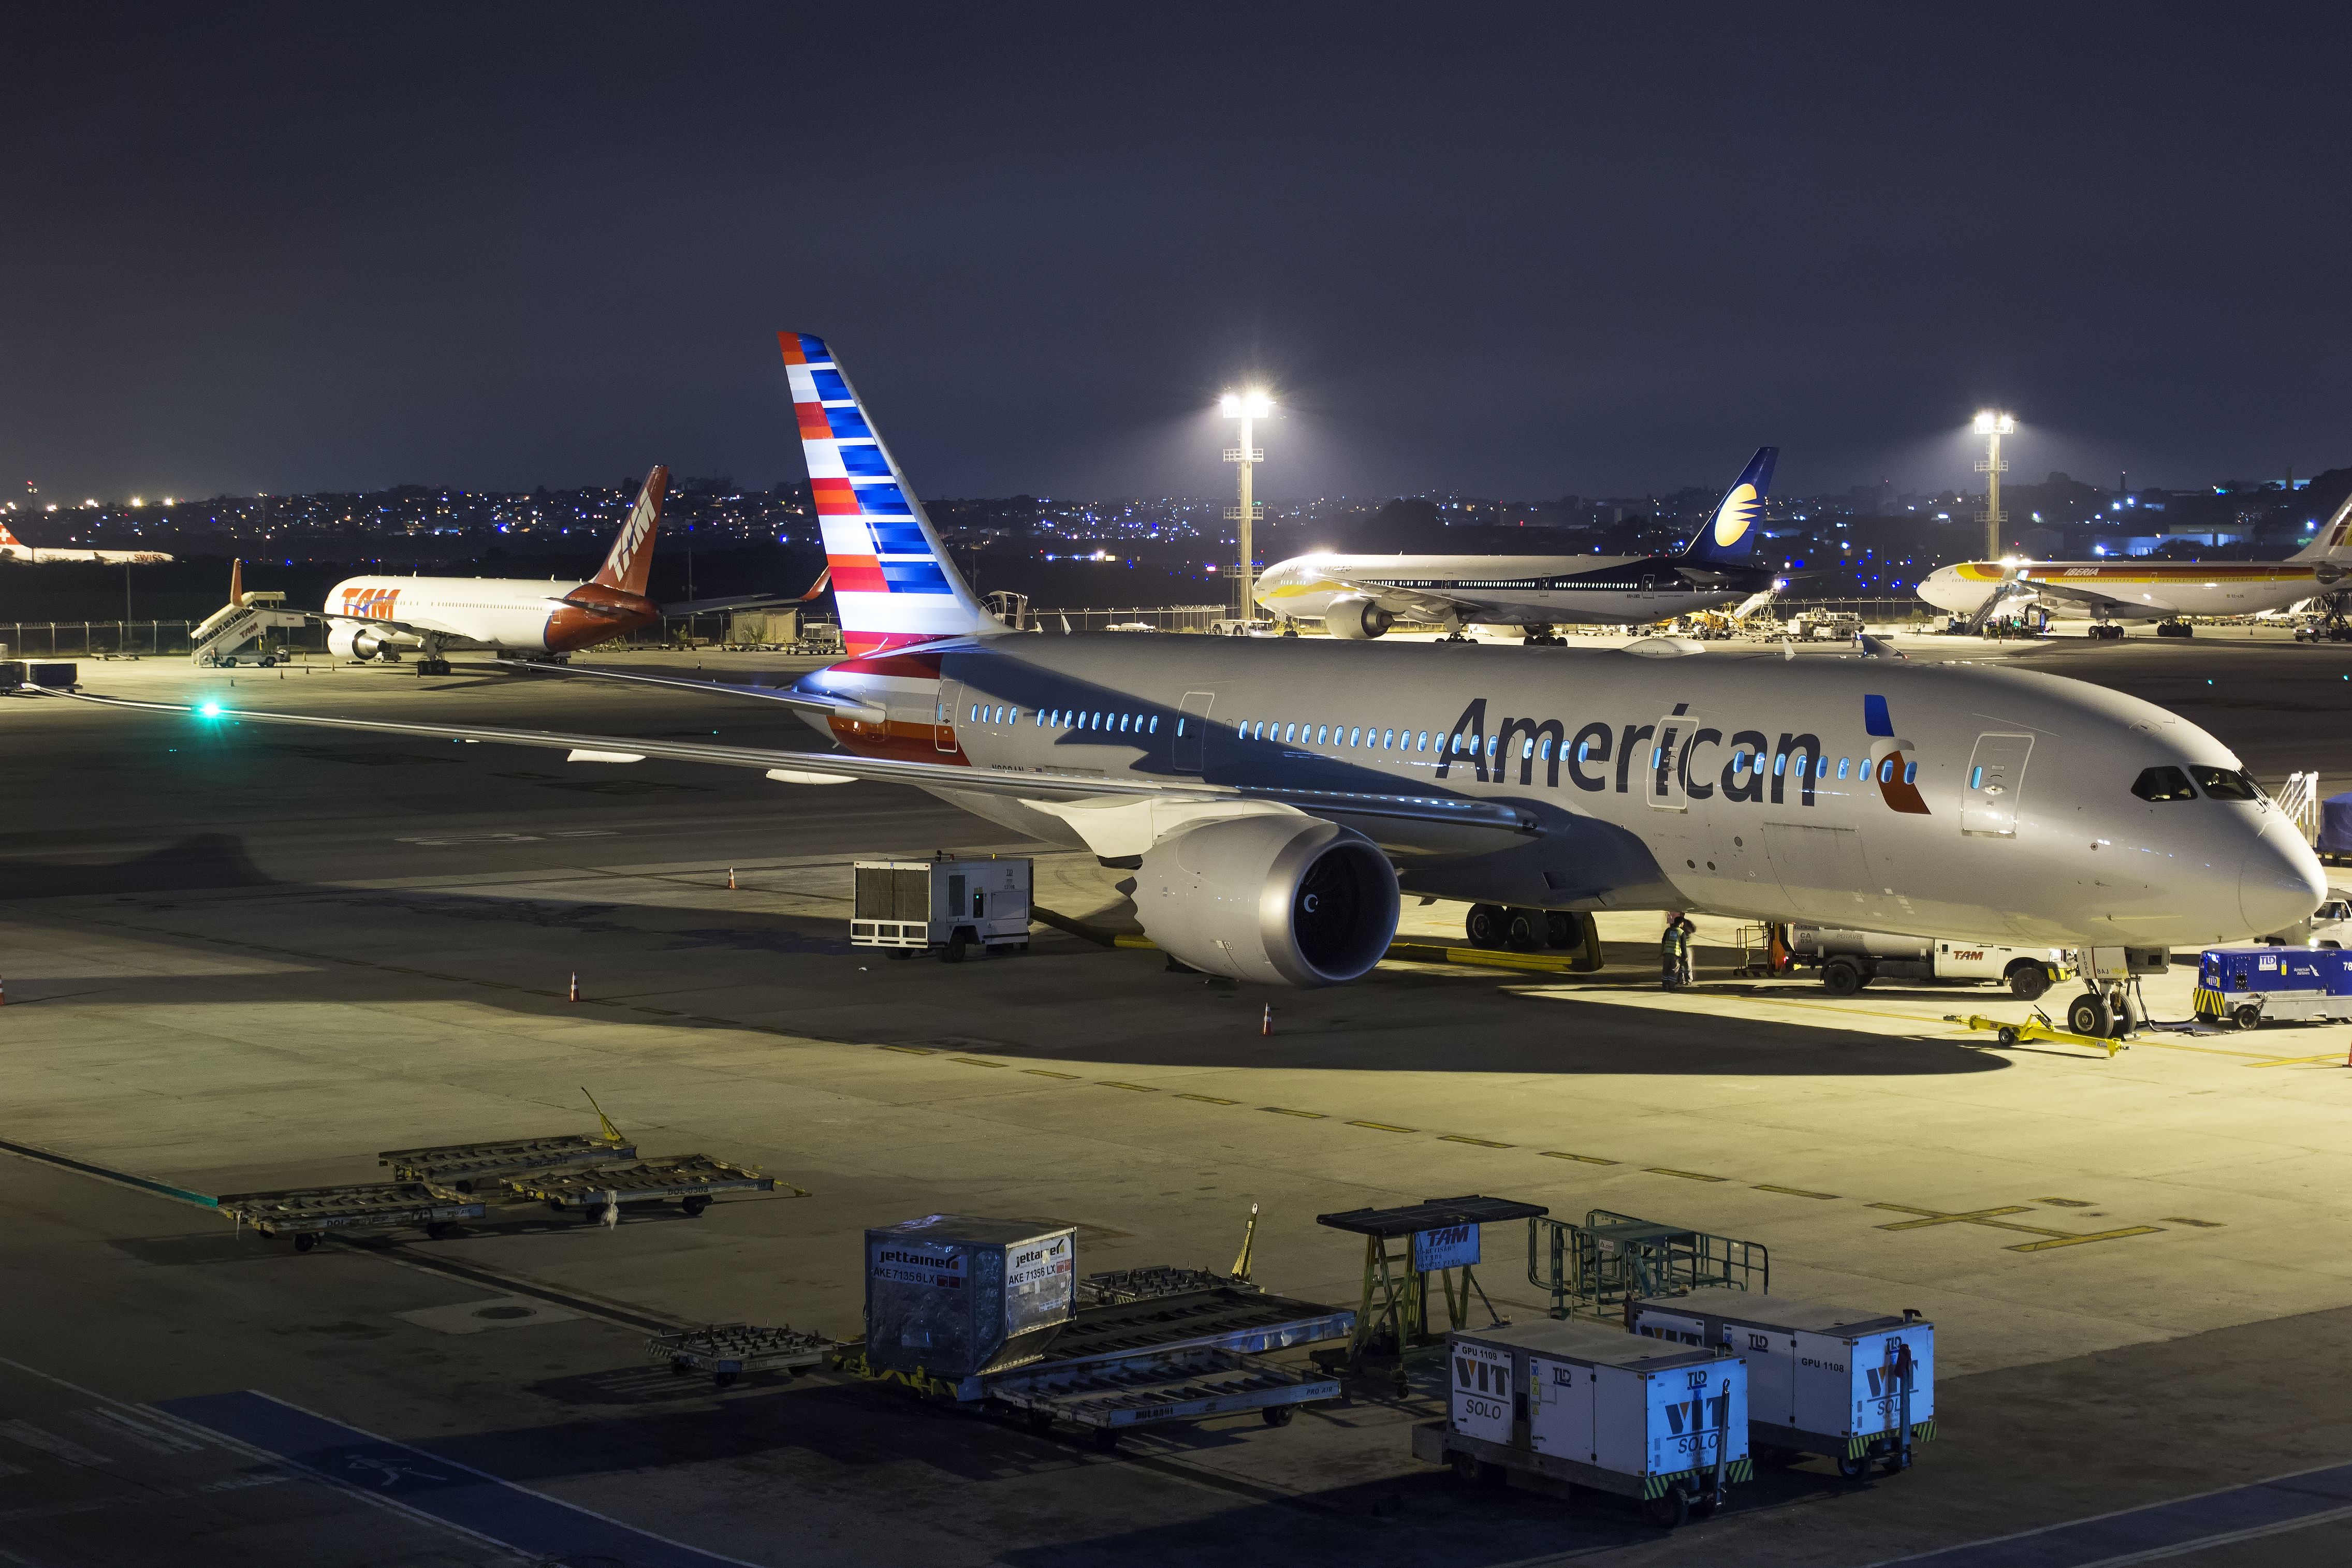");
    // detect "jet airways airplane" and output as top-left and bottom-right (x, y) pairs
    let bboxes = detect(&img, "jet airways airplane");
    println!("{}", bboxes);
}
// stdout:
(1251, 448), (1780, 641)
(1915, 491), (2352, 636)
(62, 335), (2324, 998)
(0, 519), (172, 564)
(318, 469), (668, 675)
